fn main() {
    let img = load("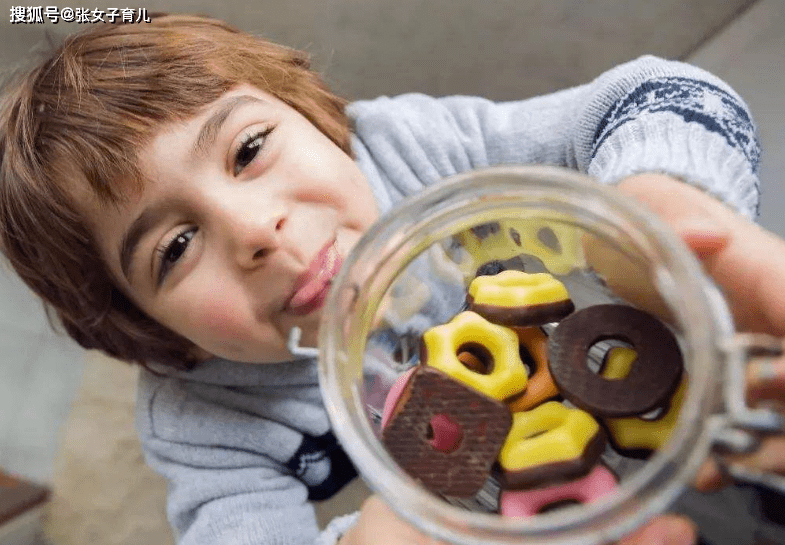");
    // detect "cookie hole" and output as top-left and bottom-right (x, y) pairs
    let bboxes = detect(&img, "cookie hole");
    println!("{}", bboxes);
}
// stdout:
(426, 414), (464, 453)
(471, 222), (501, 240)
(525, 429), (549, 440)
(537, 498), (581, 514)
(518, 345), (537, 376)
(508, 227), (522, 247)
(587, 340), (634, 377)
(537, 227), (562, 254)
(457, 343), (494, 375)
(639, 405), (666, 421)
